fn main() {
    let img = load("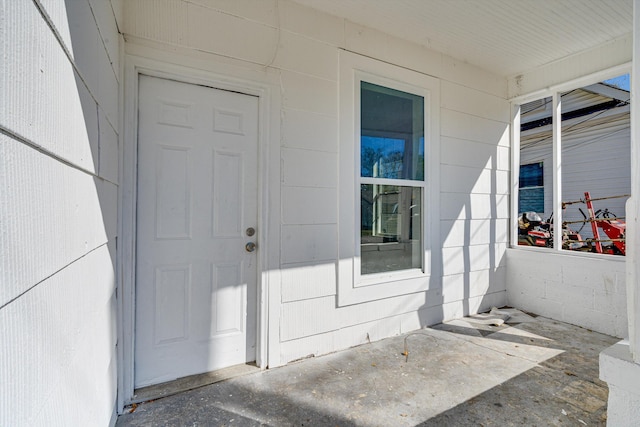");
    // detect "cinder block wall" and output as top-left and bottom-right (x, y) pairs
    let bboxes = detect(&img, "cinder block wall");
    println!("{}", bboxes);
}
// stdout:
(507, 249), (627, 338)
(0, 1), (121, 425)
